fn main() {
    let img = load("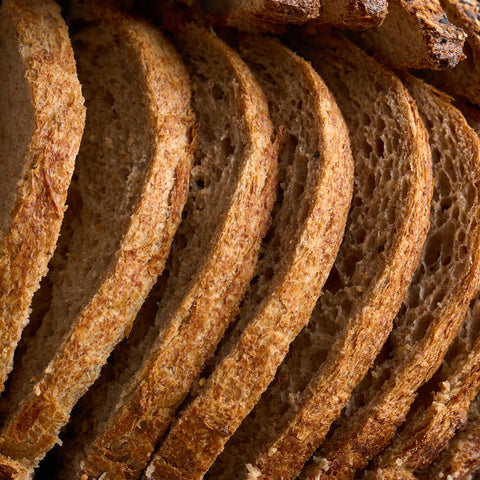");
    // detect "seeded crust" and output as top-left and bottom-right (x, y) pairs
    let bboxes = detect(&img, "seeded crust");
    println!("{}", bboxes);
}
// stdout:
(143, 35), (354, 480)
(208, 33), (432, 480)
(57, 23), (279, 480)
(0, 0), (85, 392)
(0, 6), (194, 473)
(301, 76), (480, 480)
(423, 0), (480, 105)
(356, 0), (466, 70)
(361, 103), (480, 480)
